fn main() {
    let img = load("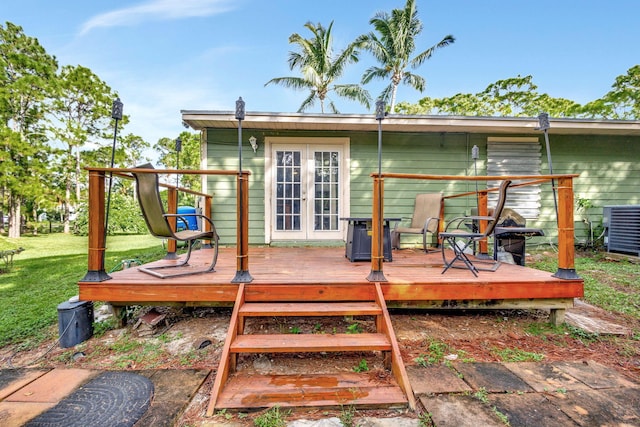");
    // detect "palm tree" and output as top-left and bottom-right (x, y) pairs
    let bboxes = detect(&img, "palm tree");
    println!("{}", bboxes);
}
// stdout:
(265, 21), (371, 113)
(358, 0), (455, 113)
